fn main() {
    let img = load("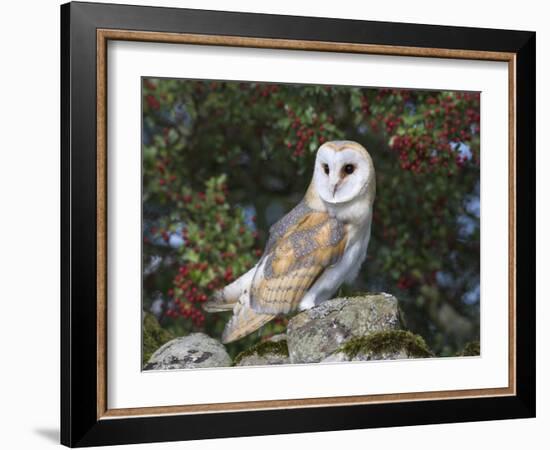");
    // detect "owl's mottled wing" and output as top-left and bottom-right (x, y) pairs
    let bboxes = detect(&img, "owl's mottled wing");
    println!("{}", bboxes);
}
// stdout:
(250, 209), (347, 315)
